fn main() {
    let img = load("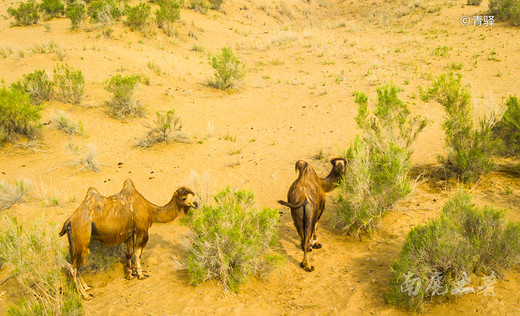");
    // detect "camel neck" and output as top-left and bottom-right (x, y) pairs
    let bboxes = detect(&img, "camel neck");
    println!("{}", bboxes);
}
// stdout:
(153, 196), (181, 223)
(321, 171), (339, 193)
